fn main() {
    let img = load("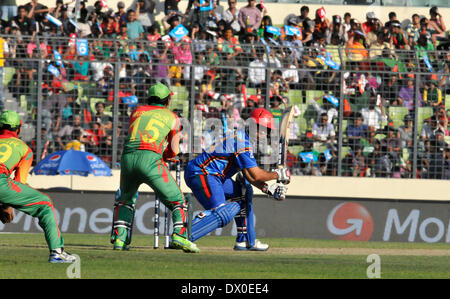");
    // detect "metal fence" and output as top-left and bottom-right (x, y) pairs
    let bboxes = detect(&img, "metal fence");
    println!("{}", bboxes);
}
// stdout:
(1, 34), (449, 179)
